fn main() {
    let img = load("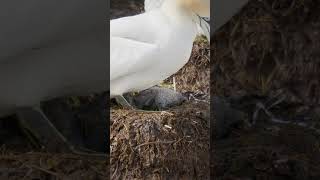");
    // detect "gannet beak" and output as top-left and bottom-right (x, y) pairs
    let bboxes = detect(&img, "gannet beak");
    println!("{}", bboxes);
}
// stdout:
(197, 16), (210, 42)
